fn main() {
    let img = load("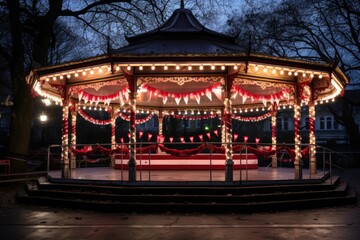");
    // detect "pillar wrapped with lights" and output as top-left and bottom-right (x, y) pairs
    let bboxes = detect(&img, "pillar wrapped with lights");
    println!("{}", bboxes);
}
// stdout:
(70, 108), (77, 169)
(126, 73), (137, 181)
(110, 107), (116, 167)
(293, 104), (302, 179)
(224, 76), (234, 182)
(309, 103), (316, 174)
(271, 105), (277, 168)
(61, 102), (70, 178)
